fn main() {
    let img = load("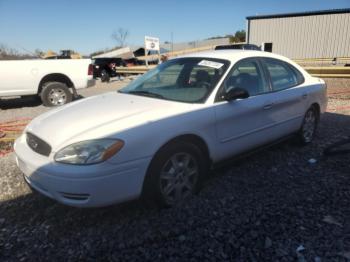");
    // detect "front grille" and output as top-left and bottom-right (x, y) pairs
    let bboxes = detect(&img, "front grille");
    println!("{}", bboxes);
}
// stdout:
(26, 132), (51, 156)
